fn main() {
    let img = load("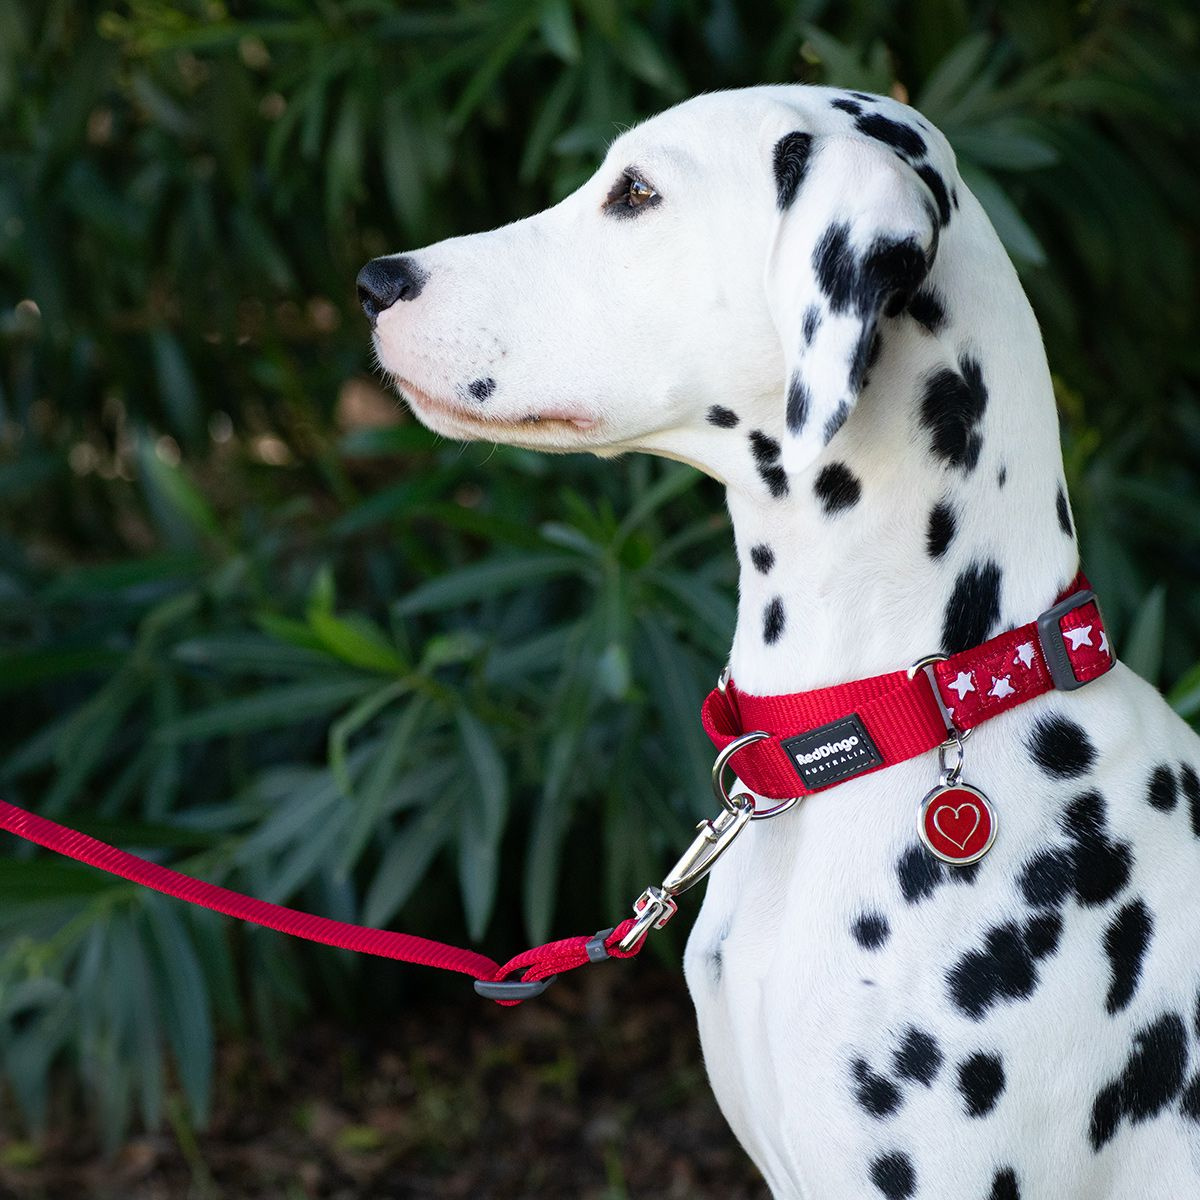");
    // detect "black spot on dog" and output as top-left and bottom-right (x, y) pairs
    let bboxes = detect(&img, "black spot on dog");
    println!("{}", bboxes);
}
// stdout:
(1056, 484), (1073, 538)
(749, 543), (775, 575)
(786, 373), (811, 433)
(1194, 987), (1200, 1041)
(706, 405), (739, 428)
(1181, 1075), (1200, 1121)
(863, 237), (930, 317)
(831, 96), (863, 115)
(850, 91), (876, 103)
(915, 161), (952, 226)
(1181, 763), (1200, 836)
(763, 597), (786, 644)
(812, 226), (932, 396)
(760, 464), (789, 498)
(849, 325), (882, 395)
(468, 377), (495, 401)
(1064, 789), (1131, 906)
(803, 304), (821, 344)
(920, 354), (989, 472)
(989, 1167), (1021, 1200)
(707, 921), (731, 986)
(941, 560), (1001, 655)
(894, 1028), (942, 1086)
(1147, 764), (1178, 812)
(870, 1151), (915, 1199)
(1019, 850), (1073, 910)
(814, 462), (861, 514)
(824, 400), (851, 444)
(898, 843), (944, 904)
(1089, 1012), (1188, 1149)
(814, 222), (857, 314)
(997, 464), (1007, 488)
(749, 429), (789, 498)
(907, 287), (946, 334)
(749, 430), (781, 462)
(1023, 912), (1063, 960)
(852, 912), (890, 949)
(856, 112), (927, 159)
(1028, 715), (1096, 779)
(773, 131), (814, 210)
(926, 501), (956, 559)
(958, 1052), (1005, 1117)
(948, 922), (1037, 1020)
(852, 1058), (903, 1118)
(953, 860), (981, 885)
(1103, 899), (1152, 1014)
